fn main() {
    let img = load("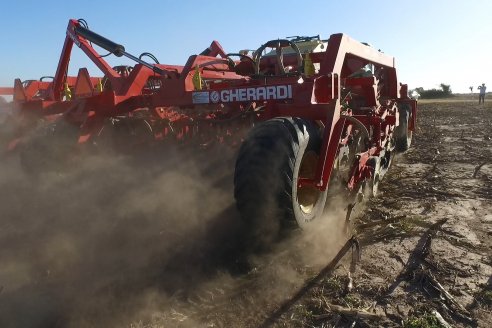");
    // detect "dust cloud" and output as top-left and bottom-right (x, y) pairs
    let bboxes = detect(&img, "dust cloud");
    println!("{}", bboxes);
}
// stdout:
(0, 139), (349, 327)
